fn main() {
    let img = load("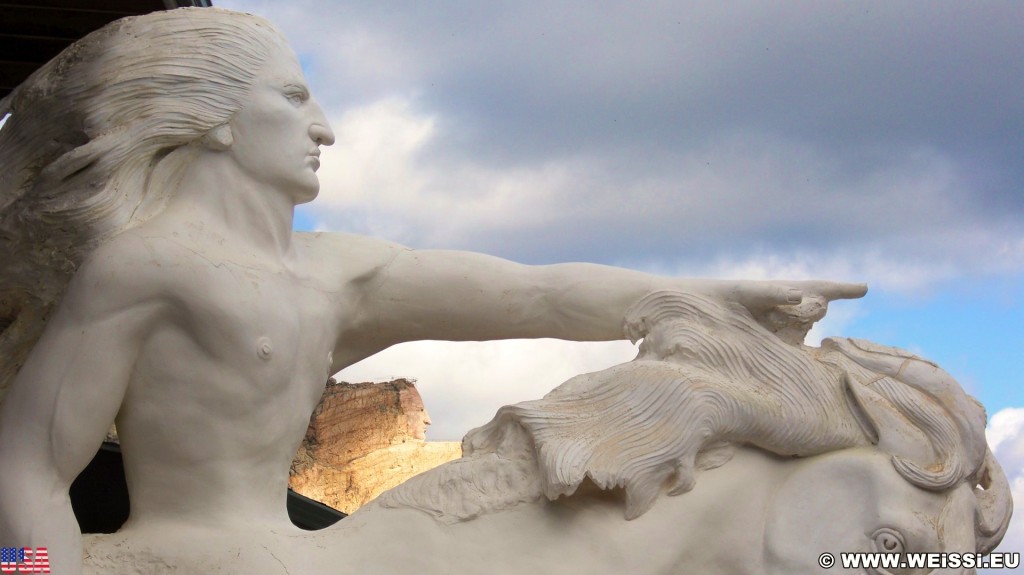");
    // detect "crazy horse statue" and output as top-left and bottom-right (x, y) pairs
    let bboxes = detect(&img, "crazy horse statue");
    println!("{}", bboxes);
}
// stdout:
(0, 8), (1011, 575)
